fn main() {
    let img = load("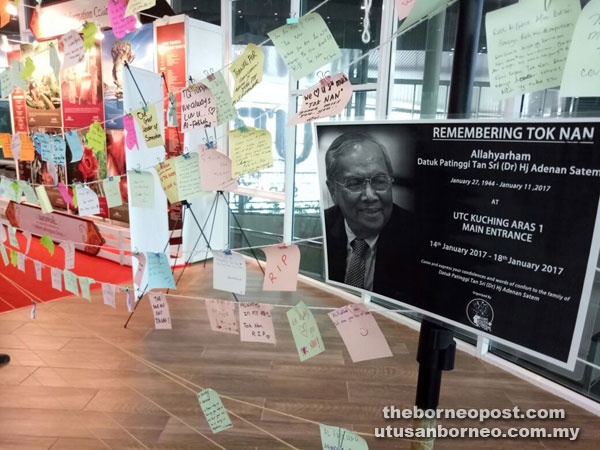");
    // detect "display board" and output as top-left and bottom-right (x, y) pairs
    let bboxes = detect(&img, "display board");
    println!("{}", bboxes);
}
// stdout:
(316, 120), (600, 369)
